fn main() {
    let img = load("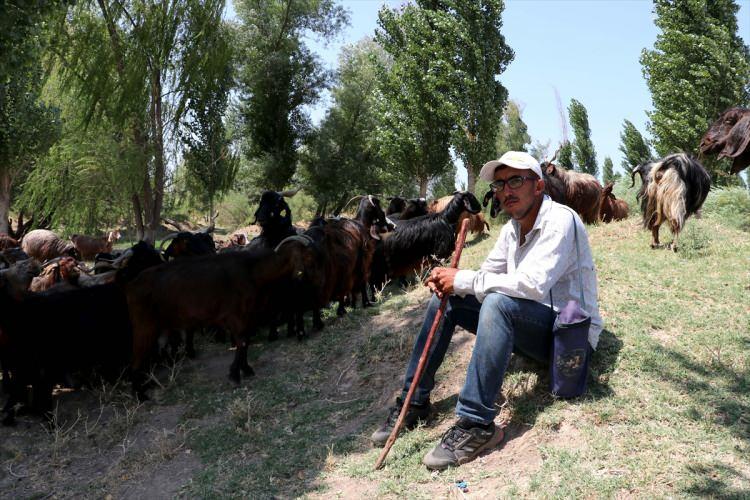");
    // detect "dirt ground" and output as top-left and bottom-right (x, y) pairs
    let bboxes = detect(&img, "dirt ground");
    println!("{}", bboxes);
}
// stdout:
(0, 286), (572, 499)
